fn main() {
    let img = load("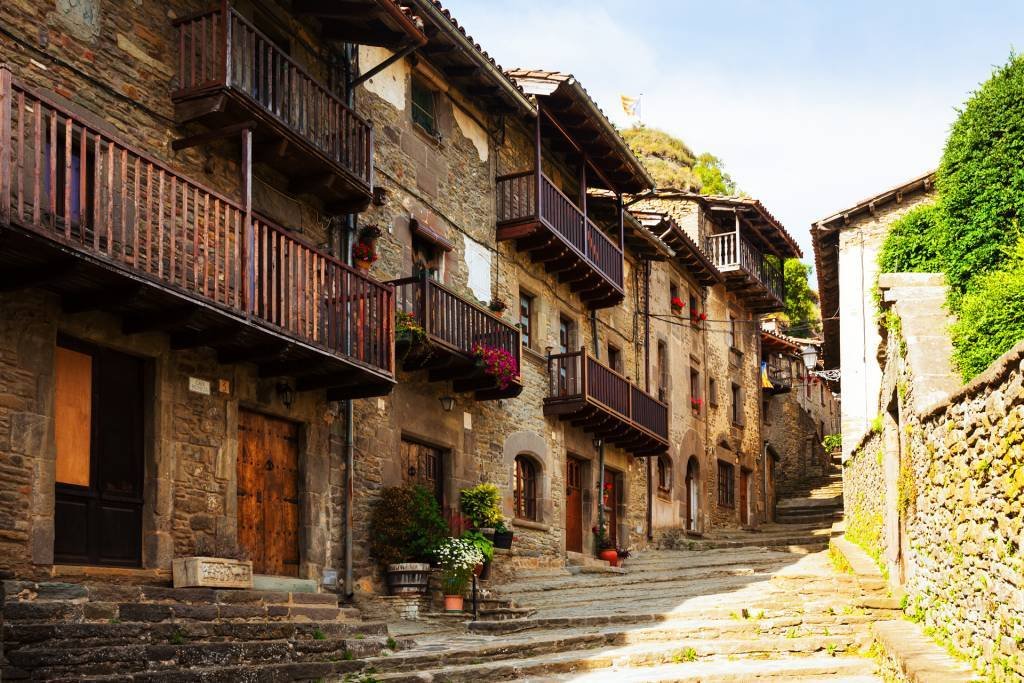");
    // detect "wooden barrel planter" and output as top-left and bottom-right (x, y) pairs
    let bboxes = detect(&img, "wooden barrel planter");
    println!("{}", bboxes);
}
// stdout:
(386, 562), (431, 595)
